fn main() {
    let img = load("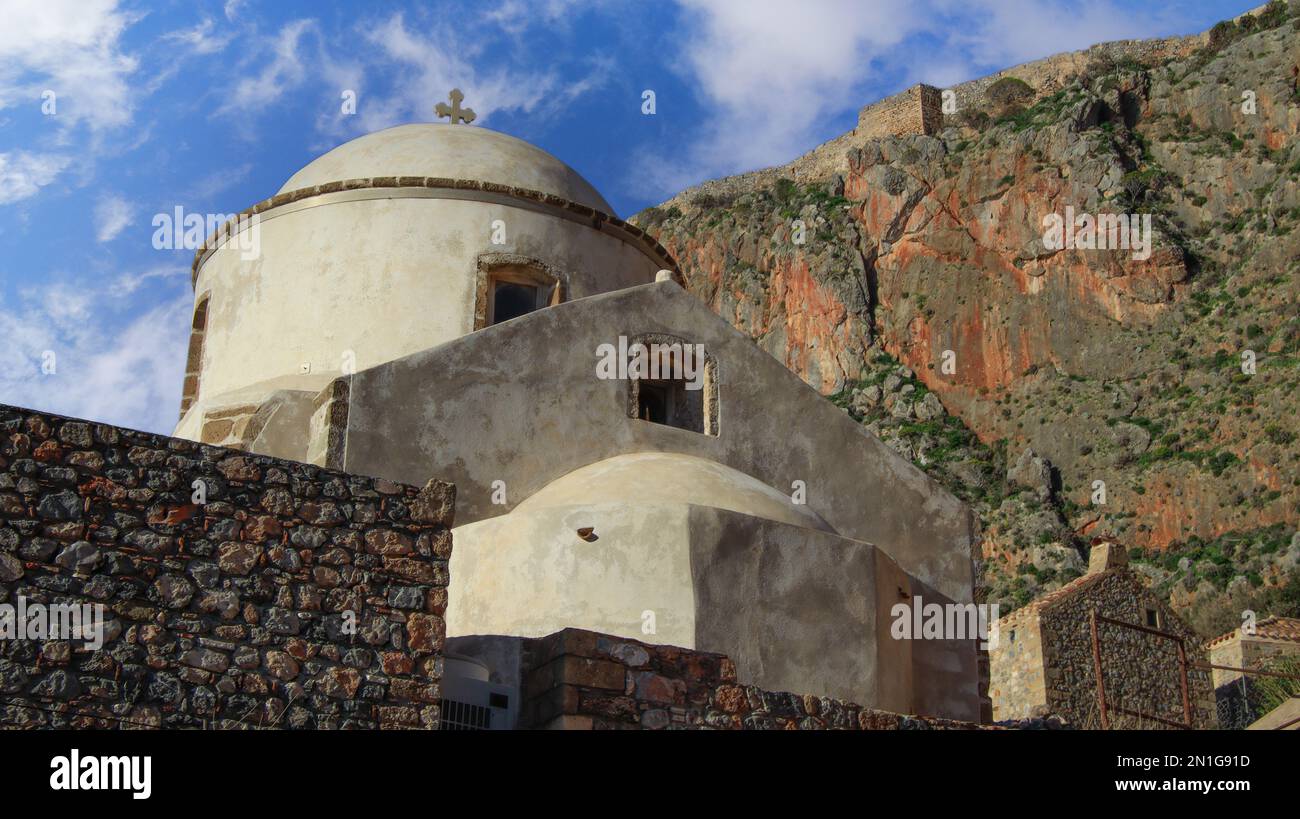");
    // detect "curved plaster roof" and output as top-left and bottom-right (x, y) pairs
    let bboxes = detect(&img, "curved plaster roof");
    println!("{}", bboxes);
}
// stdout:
(514, 451), (835, 533)
(277, 123), (615, 213)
